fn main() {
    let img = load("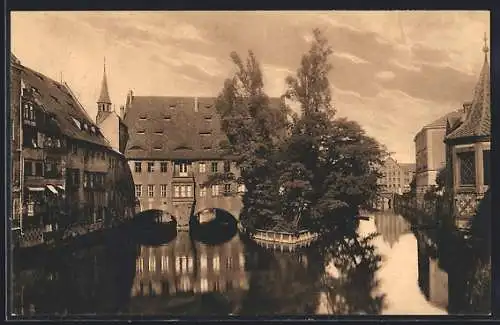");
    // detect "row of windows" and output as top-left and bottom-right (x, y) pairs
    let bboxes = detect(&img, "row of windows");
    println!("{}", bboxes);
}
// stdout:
(136, 253), (243, 274)
(134, 183), (245, 198)
(134, 161), (232, 174)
